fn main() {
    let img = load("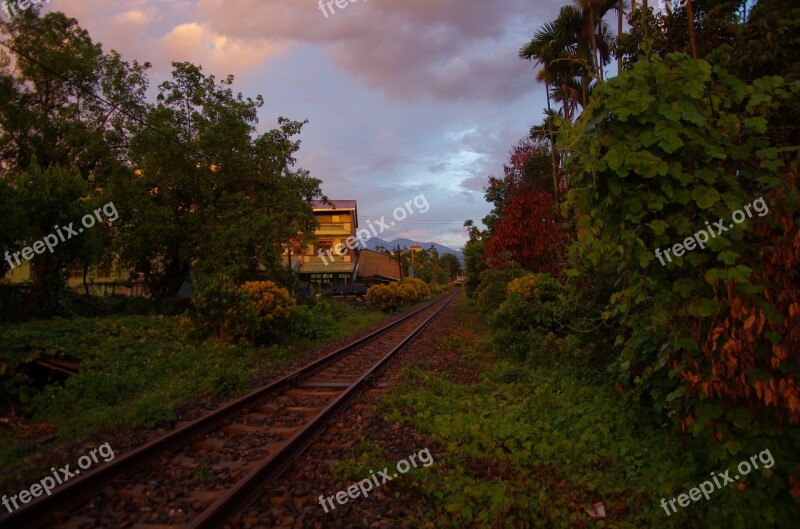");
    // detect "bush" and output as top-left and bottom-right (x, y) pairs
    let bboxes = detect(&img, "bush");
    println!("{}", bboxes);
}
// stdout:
(473, 264), (526, 319)
(191, 275), (249, 342)
(400, 277), (431, 298)
(288, 300), (337, 341)
(397, 283), (420, 305)
(191, 278), (294, 344)
(563, 53), (800, 524)
(238, 281), (295, 344)
(489, 273), (565, 363)
(367, 284), (401, 312)
(209, 367), (249, 399)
